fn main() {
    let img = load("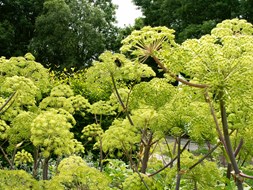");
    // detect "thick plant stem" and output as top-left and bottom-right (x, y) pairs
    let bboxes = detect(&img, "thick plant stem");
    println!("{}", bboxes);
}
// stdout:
(0, 145), (13, 169)
(99, 137), (103, 172)
(141, 132), (153, 174)
(151, 55), (208, 88)
(0, 91), (17, 114)
(175, 136), (181, 190)
(33, 148), (39, 178)
(227, 139), (244, 180)
(204, 91), (227, 151)
(110, 73), (134, 125)
(219, 93), (243, 190)
(43, 157), (50, 180)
